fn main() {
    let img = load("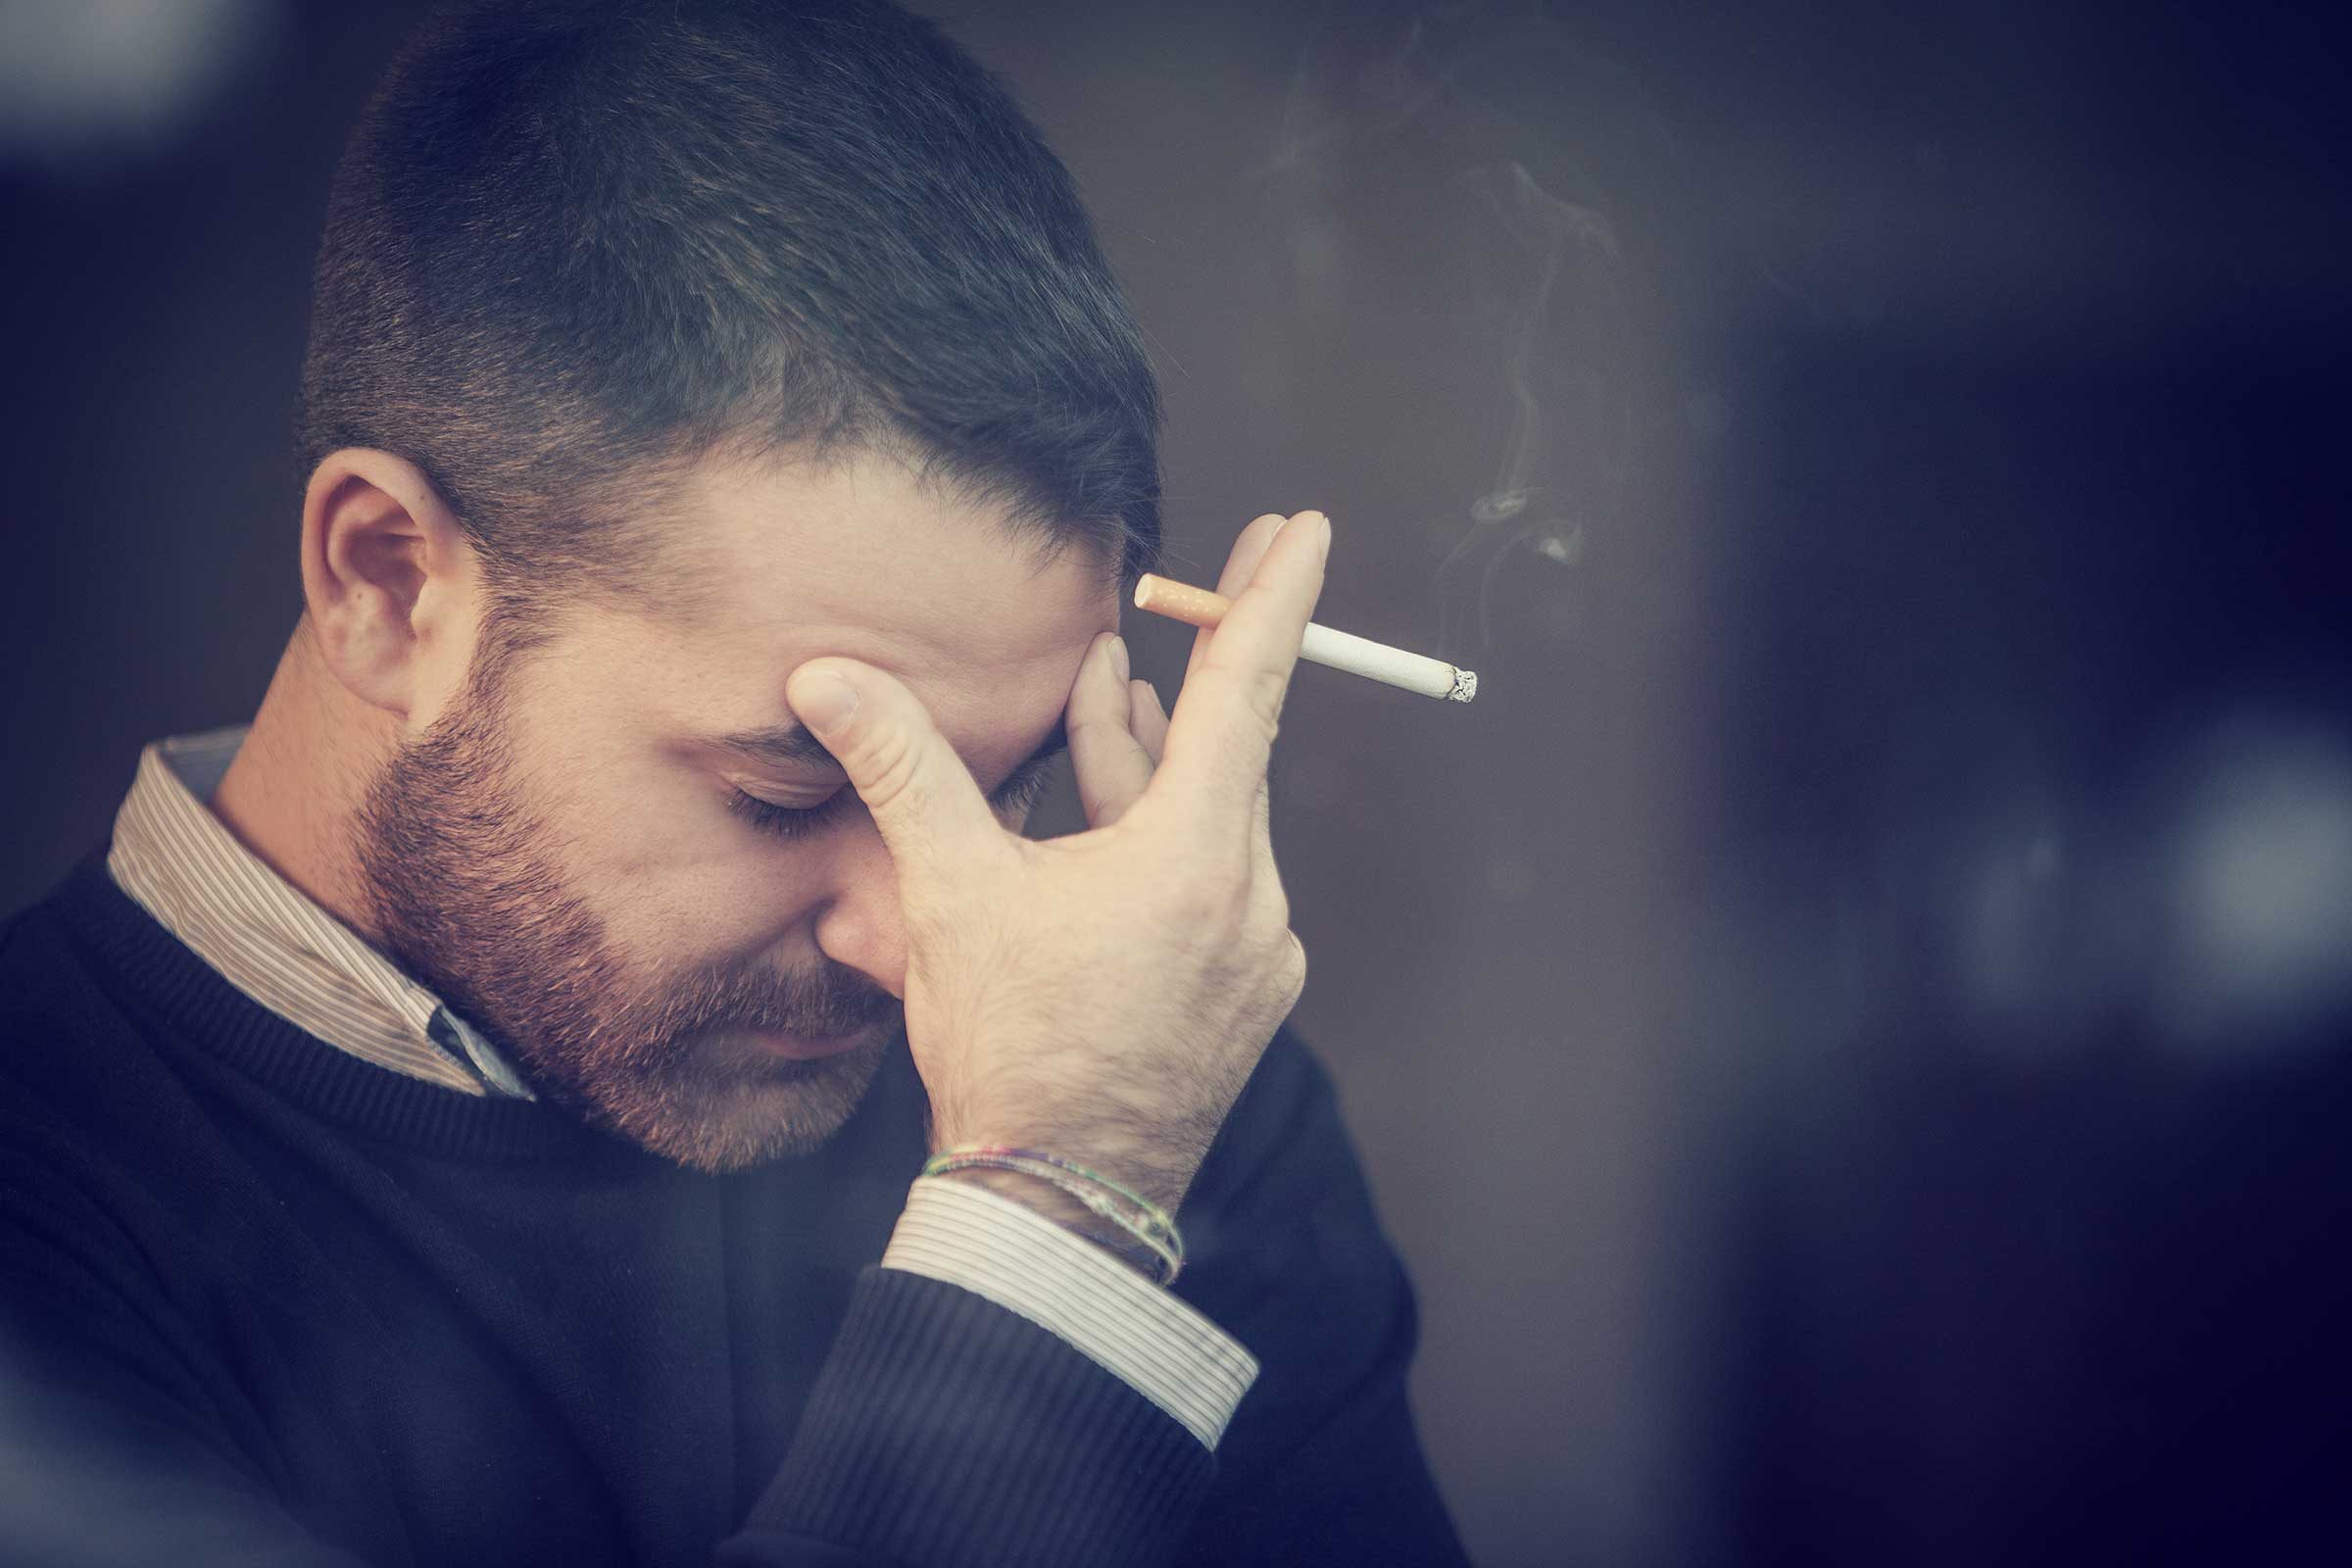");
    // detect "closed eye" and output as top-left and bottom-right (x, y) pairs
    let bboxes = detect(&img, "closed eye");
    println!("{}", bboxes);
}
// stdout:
(724, 786), (853, 841)
(725, 755), (1059, 842)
